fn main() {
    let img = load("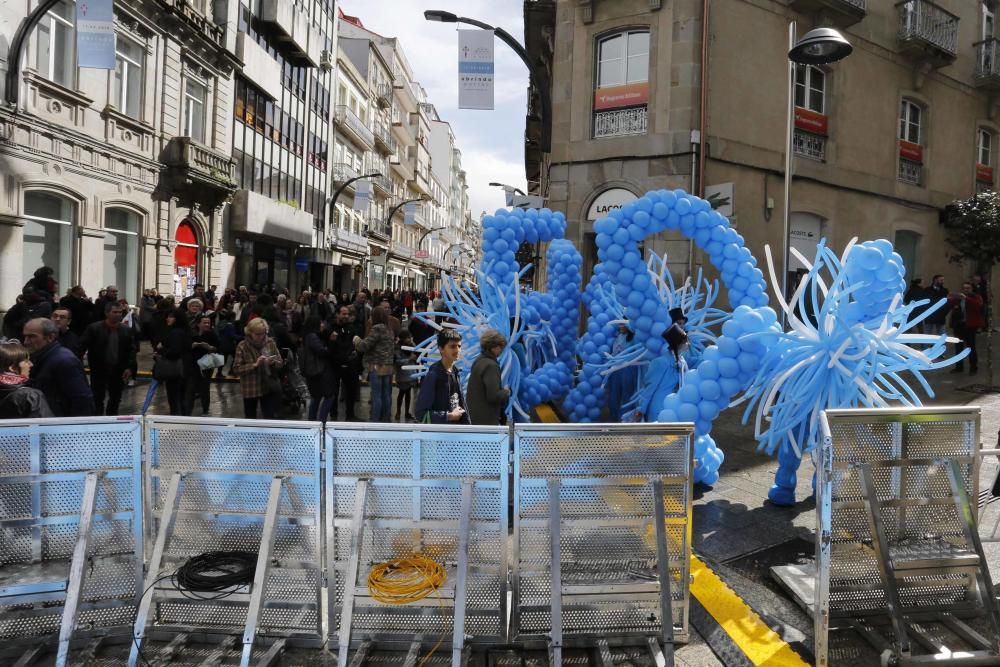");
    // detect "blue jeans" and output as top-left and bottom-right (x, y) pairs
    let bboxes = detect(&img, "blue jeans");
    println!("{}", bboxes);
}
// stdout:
(369, 372), (392, 422)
